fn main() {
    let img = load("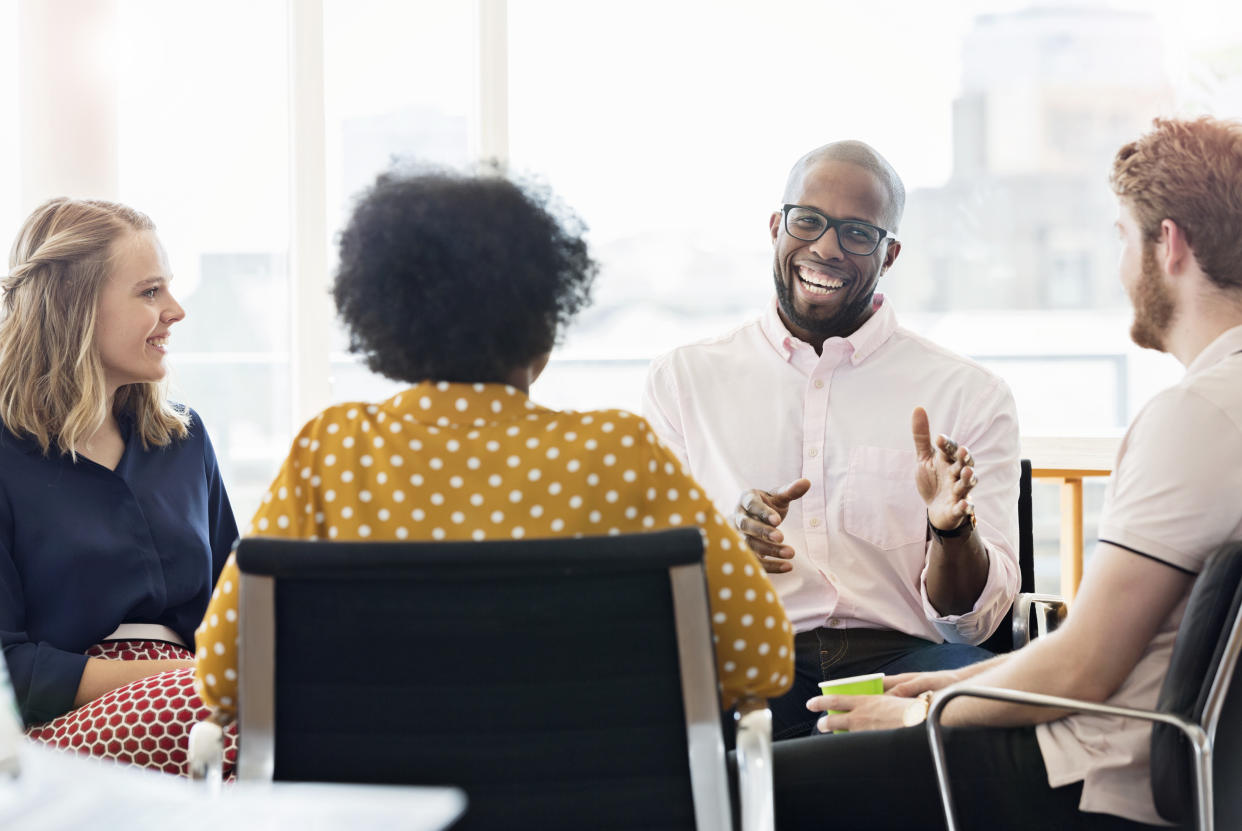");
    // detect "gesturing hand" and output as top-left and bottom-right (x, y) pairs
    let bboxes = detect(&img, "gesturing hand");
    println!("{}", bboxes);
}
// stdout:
(911, 406), (978, 533)
(731, 479), (811, 573)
